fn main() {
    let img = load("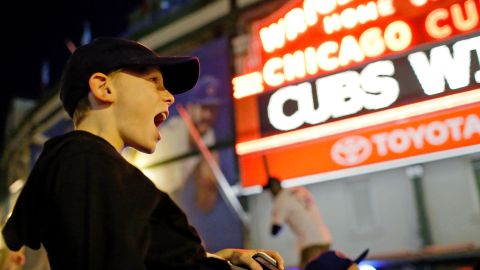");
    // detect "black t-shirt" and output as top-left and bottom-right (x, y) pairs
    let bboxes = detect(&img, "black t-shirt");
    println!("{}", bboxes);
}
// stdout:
(2, 131), (229, 270)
